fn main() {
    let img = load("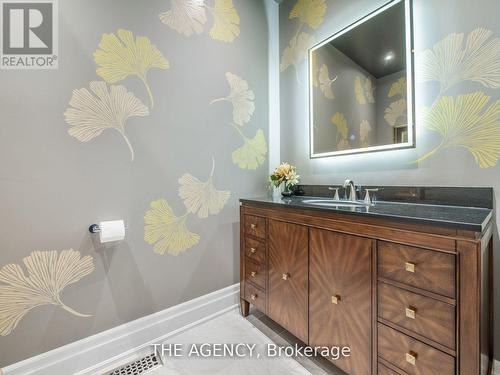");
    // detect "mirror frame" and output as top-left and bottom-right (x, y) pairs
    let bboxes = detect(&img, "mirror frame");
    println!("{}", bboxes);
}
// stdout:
(309, 0), (415, 159)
